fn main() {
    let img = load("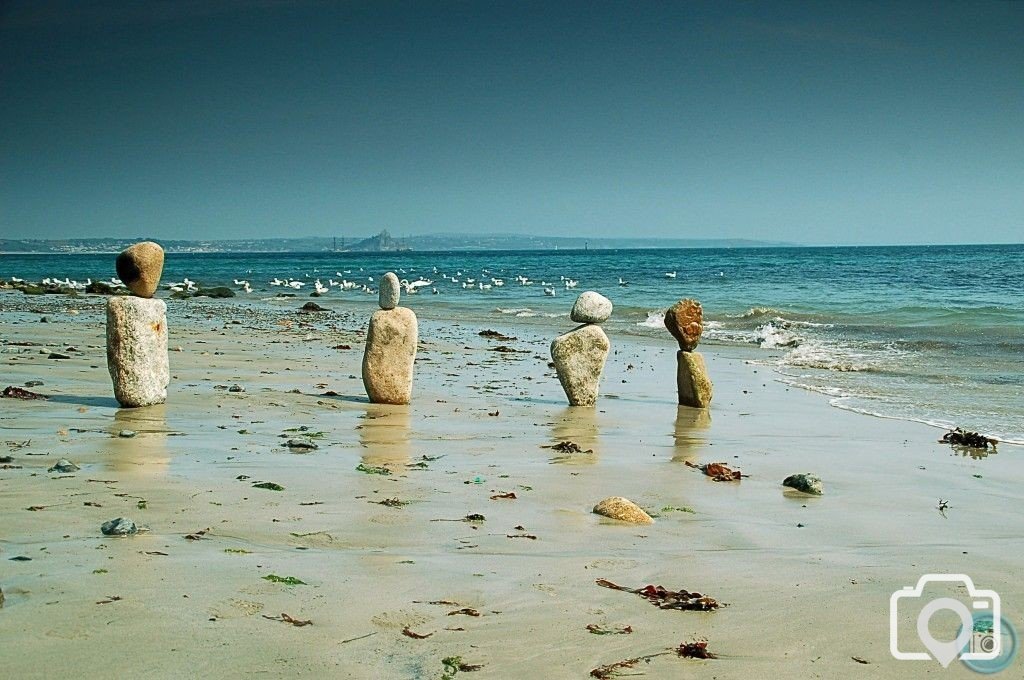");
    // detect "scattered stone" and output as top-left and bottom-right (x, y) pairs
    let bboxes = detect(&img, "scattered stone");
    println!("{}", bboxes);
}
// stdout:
(593, 497), (654, 524)
(2, 386), (47, 400)
(195, 286), (235, 298)
(362, 307), (418, 405)
(48, 459), (80, 473)
(676, 351), (712, 408)
(101, 517), (139, 536)
(782, 473), (823, 496)
(550, 325), (610, 406)
(665, 299), (703, 352)
(378, 272), (401, 310)
(106, 296), (169, 407)
(286, 438), (319, 451)
(478, 329), (516, 341)
(40, 316), (49, 323)
(228, 384), (245, 393)
(115, 241), (165, 298)
(48, 352), (70, 360)
(570, 291), (613, 324)
(300, 301), (327, 312)
(24, 380), (43, 387)
(118, 430), (137, 438)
